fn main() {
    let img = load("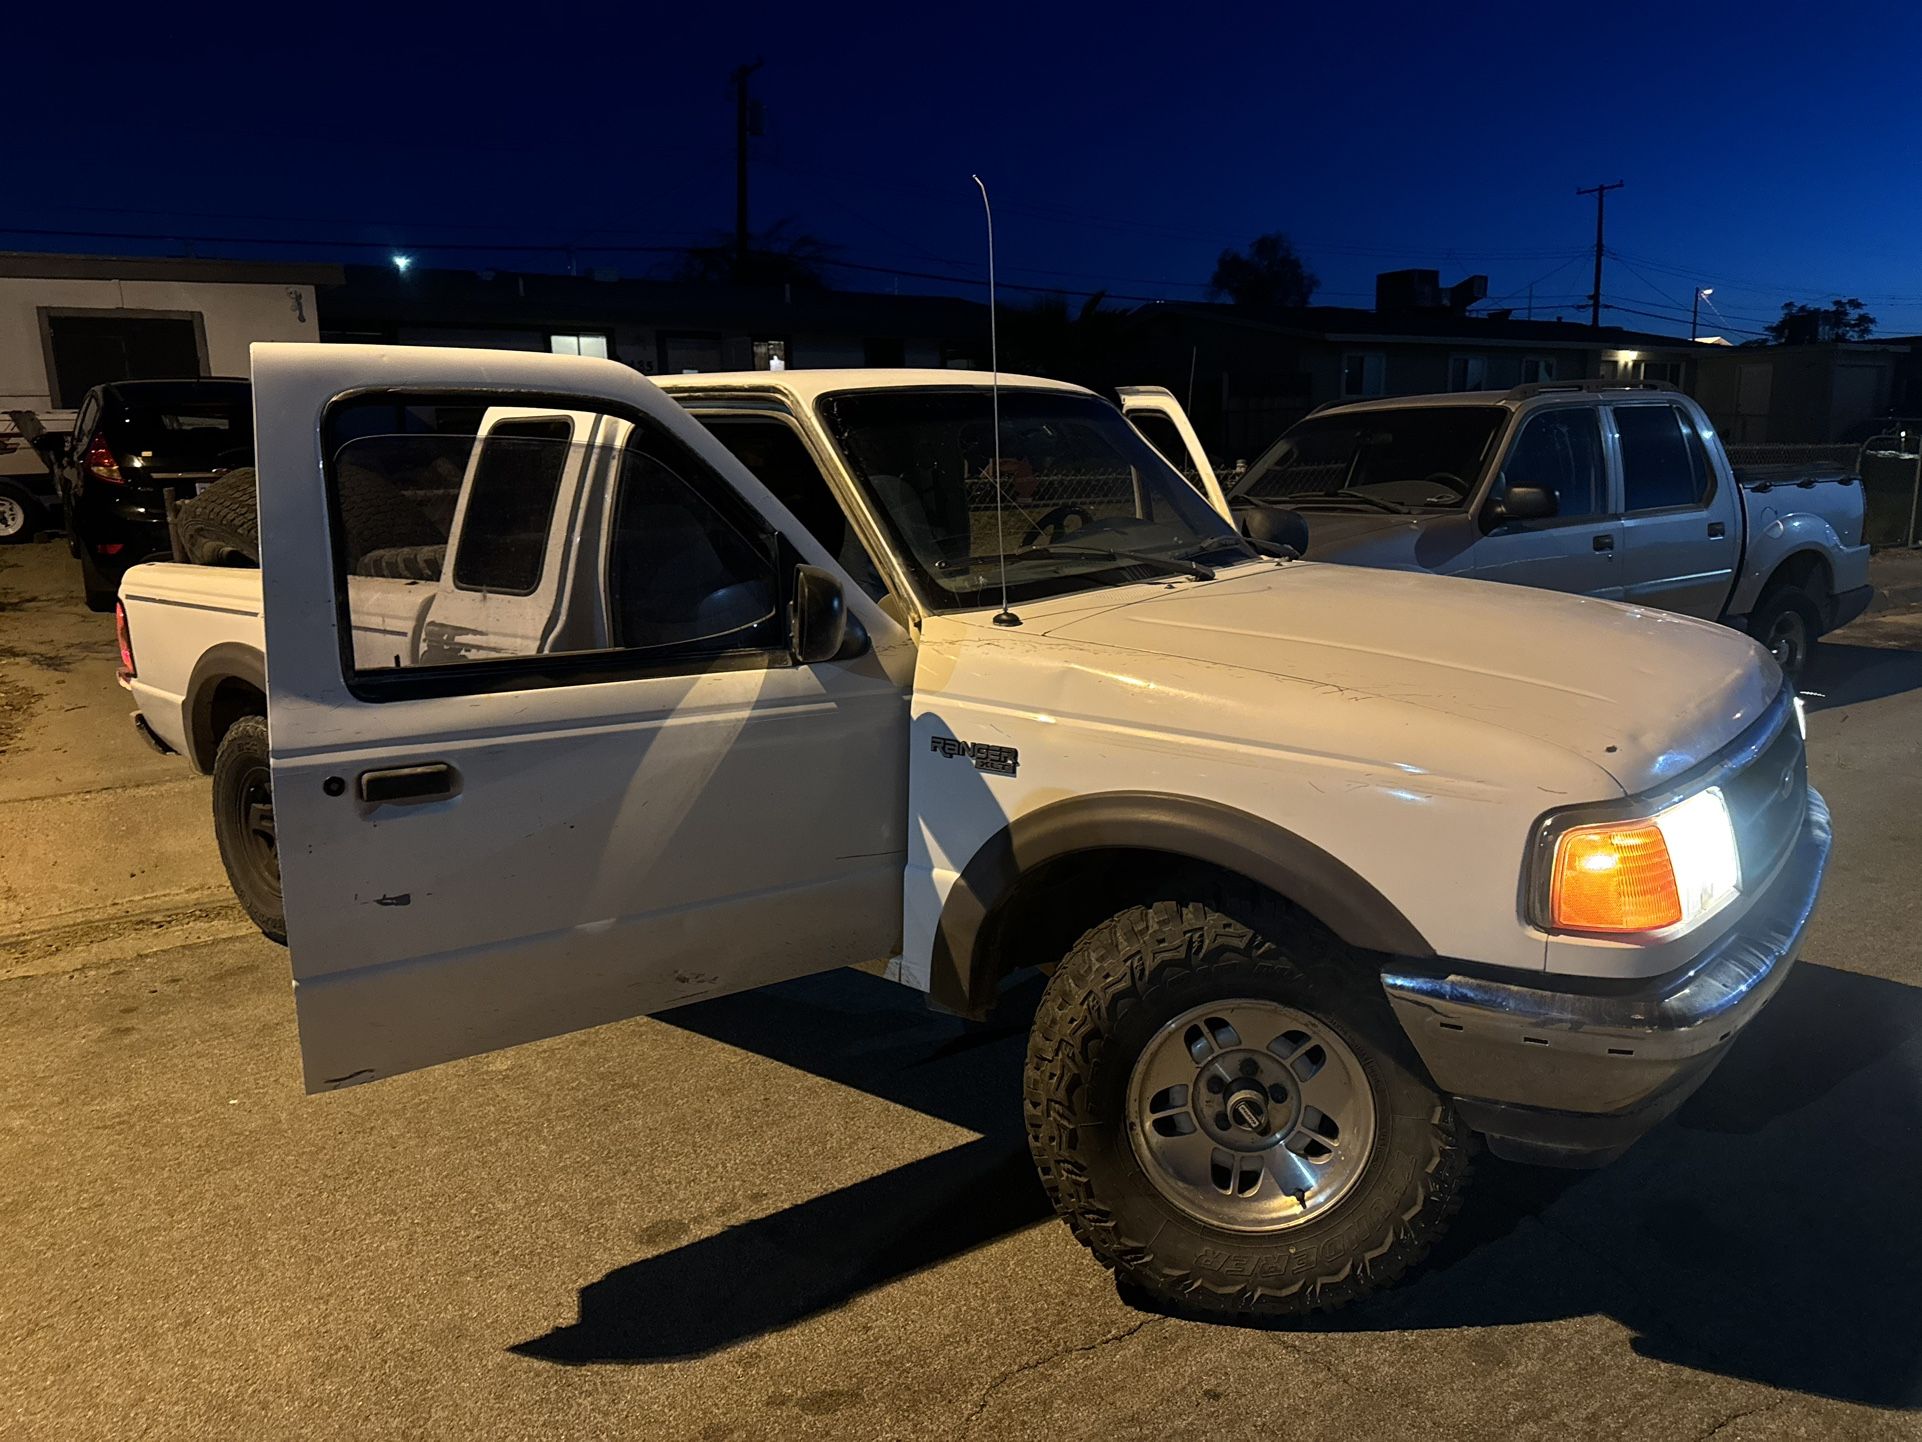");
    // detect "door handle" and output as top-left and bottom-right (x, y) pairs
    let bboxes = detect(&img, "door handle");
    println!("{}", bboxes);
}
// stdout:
(1592, 534), (1615, 552)
(1708, 521), (1727, 538)
(358, 763), (458, 805)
